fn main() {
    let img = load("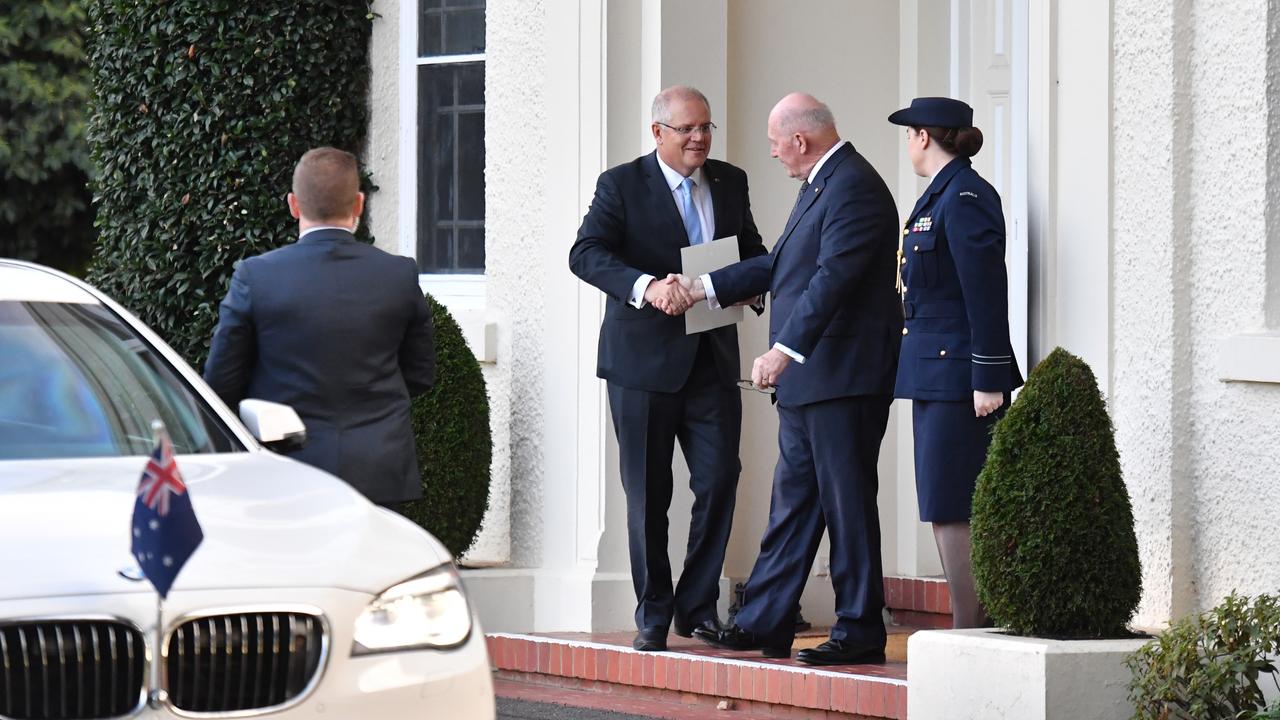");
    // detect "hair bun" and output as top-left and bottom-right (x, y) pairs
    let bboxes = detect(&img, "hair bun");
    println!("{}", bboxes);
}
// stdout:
(956, 127), (984, 157)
